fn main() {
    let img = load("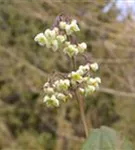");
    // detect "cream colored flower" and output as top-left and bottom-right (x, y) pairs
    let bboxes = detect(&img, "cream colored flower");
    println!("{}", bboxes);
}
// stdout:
(44, 29), (56, 39)
(70, 20), (80, 32)
(59, 21), (67, 29)
(43, 95), (59, 107)
(90, 63), (99, 71)
(78, 42), (87, 53)
(57, 35), (67, 43)
(34, 33), (47, 46)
